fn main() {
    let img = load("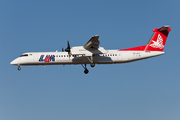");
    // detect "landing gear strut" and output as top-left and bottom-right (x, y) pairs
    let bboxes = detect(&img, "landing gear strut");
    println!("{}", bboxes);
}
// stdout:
(87, 56), (95, 68)
(17, 66), (21, 71)
(81, 64), (89, 74)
